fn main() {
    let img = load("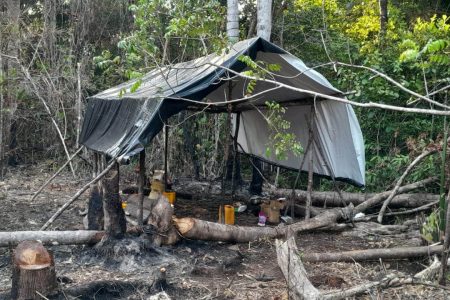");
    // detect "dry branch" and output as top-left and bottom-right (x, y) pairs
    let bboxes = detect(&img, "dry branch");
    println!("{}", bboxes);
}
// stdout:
(354, 177), (436, 213)
(40, 159), (117, 230)
(302, 245), (443, 263)
(277, 238), (448, 300)
(31, 147), (84, 201)
(275, 237), (320, 300)
(378, 149), (437, 223)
